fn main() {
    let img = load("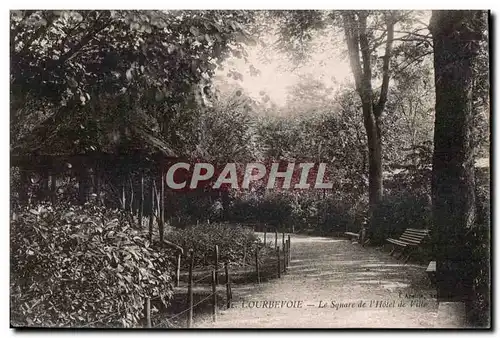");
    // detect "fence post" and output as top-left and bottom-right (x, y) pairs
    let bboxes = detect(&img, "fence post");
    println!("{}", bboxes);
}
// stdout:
(284, 240), (288, 273)
(288, 235), (291, 262)
(159, 170), (165, 242)
(148, 179), (154, 242)
(275, 230), (278, 249)
(282, 232), (285, 249)
(50, 172), (57, 205)
(255, 248), (260, 284)
(264, 230), (267, 245)
(242, 244), (247, 267)
(176, 251), (181, 287)
(121, 183), (126, 210)
(144, 297), (151, 328)
(212, 270), (217, 322)
(214, 245), (219, 285)
(283, 241), (288, 272)
(225, 262), (231, 309)
(284, 239), (287, 269)
(277, 247), (281, 278)
(187, 250), (194, 328)
(286, 239), (290, 270)
(139, 174), (144, 227)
